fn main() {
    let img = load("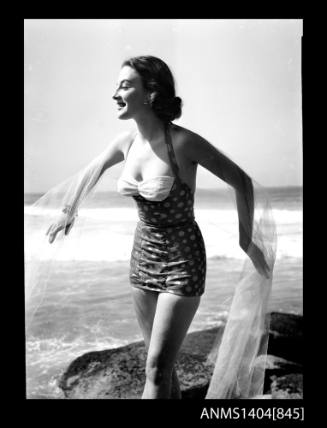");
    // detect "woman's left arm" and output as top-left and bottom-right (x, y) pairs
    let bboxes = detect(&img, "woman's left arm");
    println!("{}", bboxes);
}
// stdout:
(184, 131), (270, 278)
